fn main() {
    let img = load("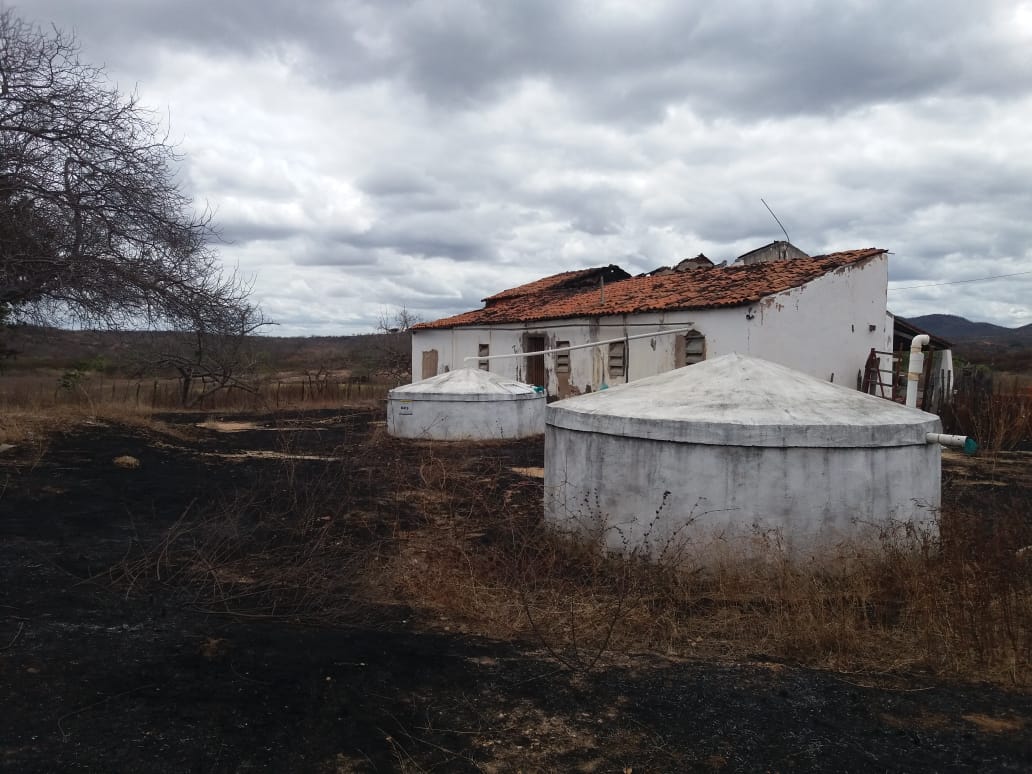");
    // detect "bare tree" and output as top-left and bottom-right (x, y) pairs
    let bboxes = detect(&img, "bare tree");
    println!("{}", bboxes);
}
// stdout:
(375, 306), (420, 380)
(143, 315), (268, 407)
(377, 306), (421, 335)
(0, 10), (257, 332)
